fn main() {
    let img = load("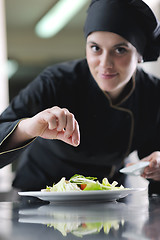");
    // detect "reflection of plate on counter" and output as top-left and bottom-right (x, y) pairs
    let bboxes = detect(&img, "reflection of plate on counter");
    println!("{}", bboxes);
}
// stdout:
(19, 201), (127, 223)
(18, 200), (147, 224)
(18, 188), (144, 203)
(18, 200), (148, 238)
(19, 202), (127, 237)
